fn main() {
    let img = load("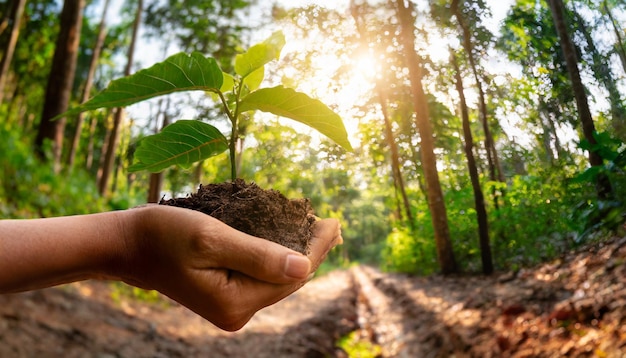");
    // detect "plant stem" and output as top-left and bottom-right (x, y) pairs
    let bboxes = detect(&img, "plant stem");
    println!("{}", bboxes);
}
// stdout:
(217, 90), (238, 181)
(229, 121), (237, 181)
(230, 80), (245, 181)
